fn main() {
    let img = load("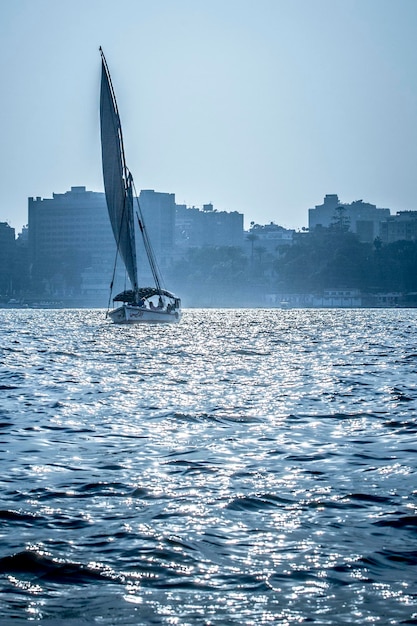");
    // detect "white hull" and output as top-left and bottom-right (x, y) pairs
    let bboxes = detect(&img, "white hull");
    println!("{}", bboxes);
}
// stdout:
(108, 304), (181, 324)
